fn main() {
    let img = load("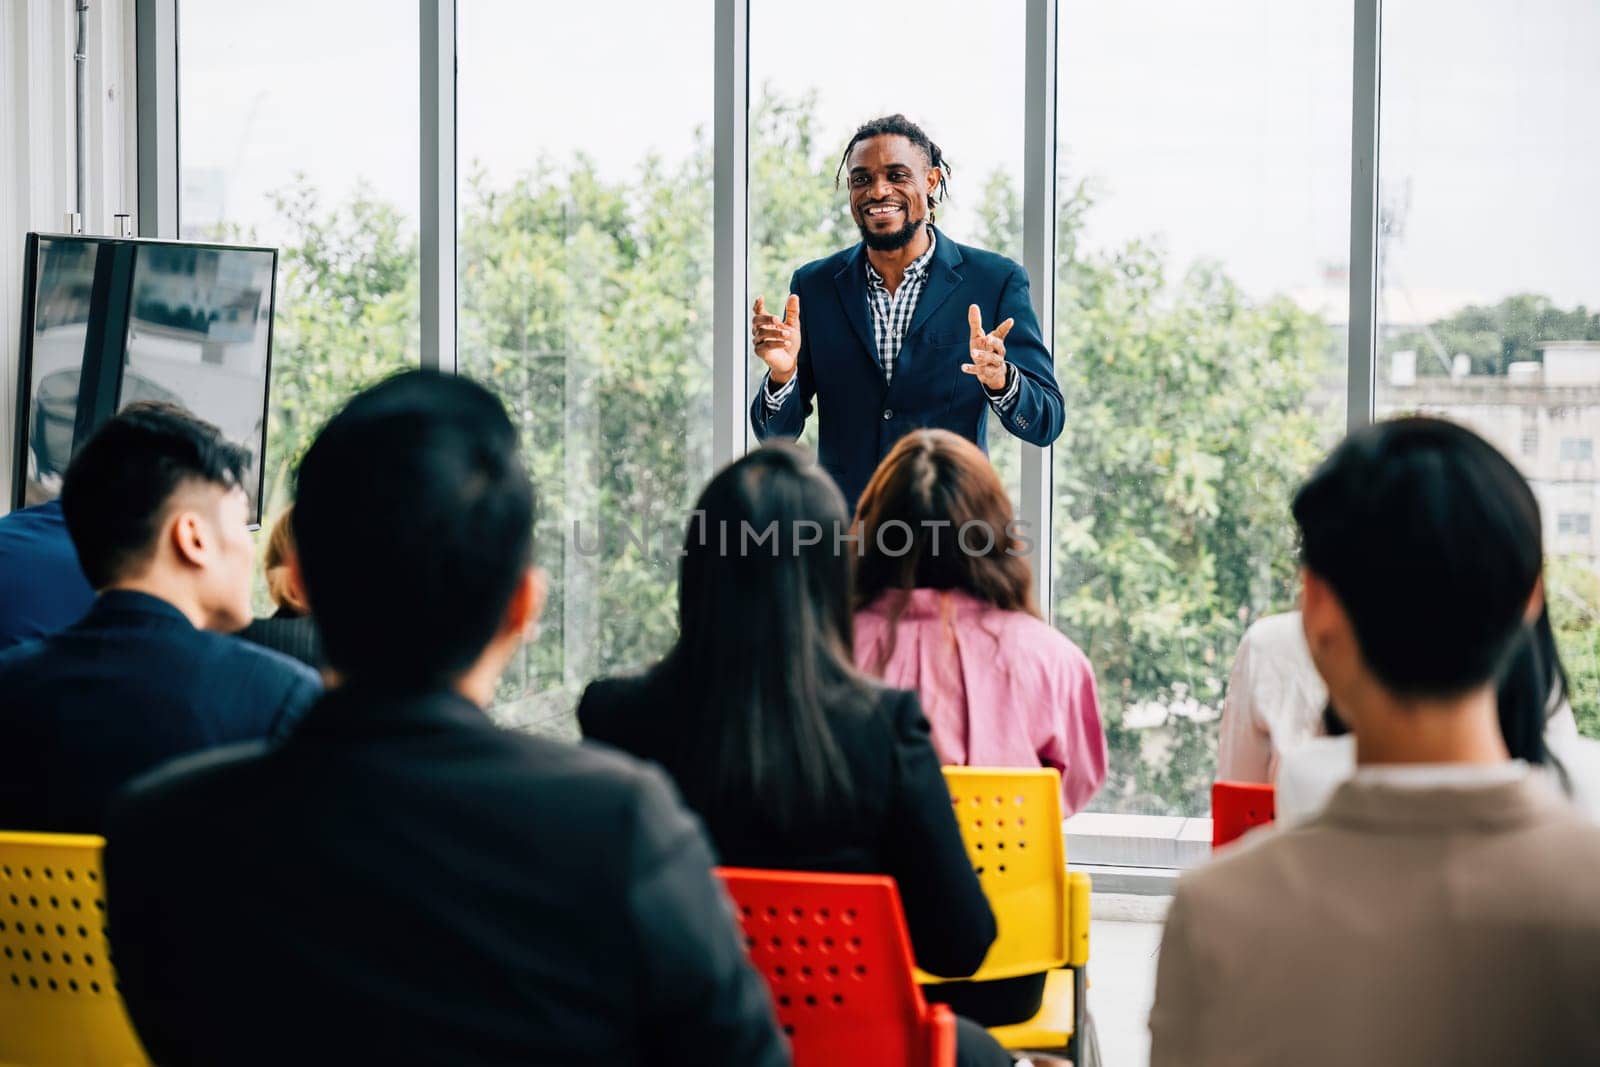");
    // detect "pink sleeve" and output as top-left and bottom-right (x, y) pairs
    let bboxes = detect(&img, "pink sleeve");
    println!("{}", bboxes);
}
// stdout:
(853, 611), (884, 677)
(1037, 643), (1107, 817)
